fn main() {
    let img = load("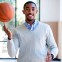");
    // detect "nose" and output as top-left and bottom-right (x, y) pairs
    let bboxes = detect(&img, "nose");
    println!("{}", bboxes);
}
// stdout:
(29, 9), (32, 13)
